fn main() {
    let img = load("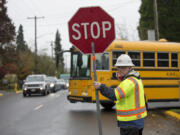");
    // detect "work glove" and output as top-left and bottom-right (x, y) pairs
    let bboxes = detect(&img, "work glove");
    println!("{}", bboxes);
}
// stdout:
(93, 81), (101, 90)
